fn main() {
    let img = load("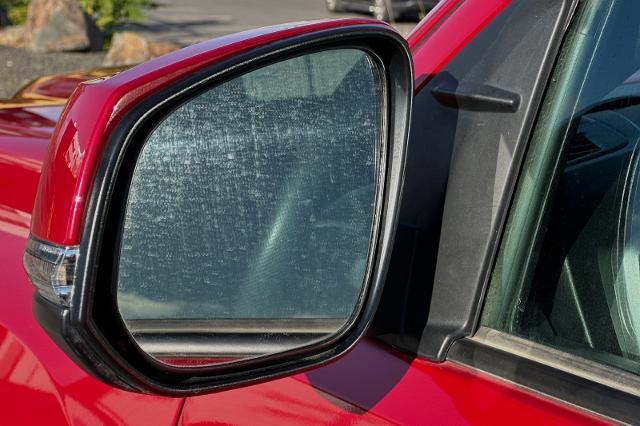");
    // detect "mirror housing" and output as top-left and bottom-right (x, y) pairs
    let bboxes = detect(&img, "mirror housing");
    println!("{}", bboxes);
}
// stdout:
(25, 19), (413, 395)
